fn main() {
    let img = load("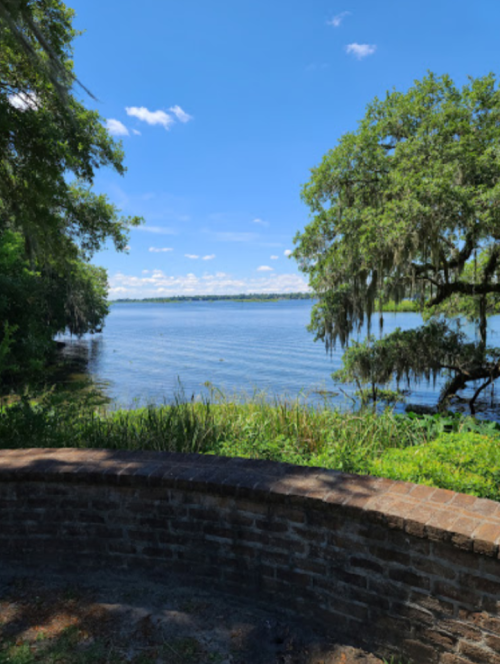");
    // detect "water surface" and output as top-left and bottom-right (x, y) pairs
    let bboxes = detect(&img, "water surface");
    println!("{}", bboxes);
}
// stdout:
(58, 301), (500, 418)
